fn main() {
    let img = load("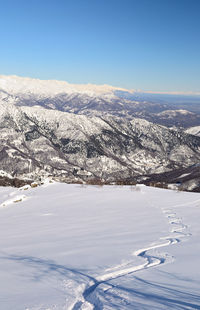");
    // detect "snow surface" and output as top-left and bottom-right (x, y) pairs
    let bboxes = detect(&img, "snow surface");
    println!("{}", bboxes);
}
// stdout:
(186, 126), (200, 137)
(0, 75), (127, 97)
(157, 109), (194, 117)
(0, 170), (13, 179)
(0, 182), (200, 309)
